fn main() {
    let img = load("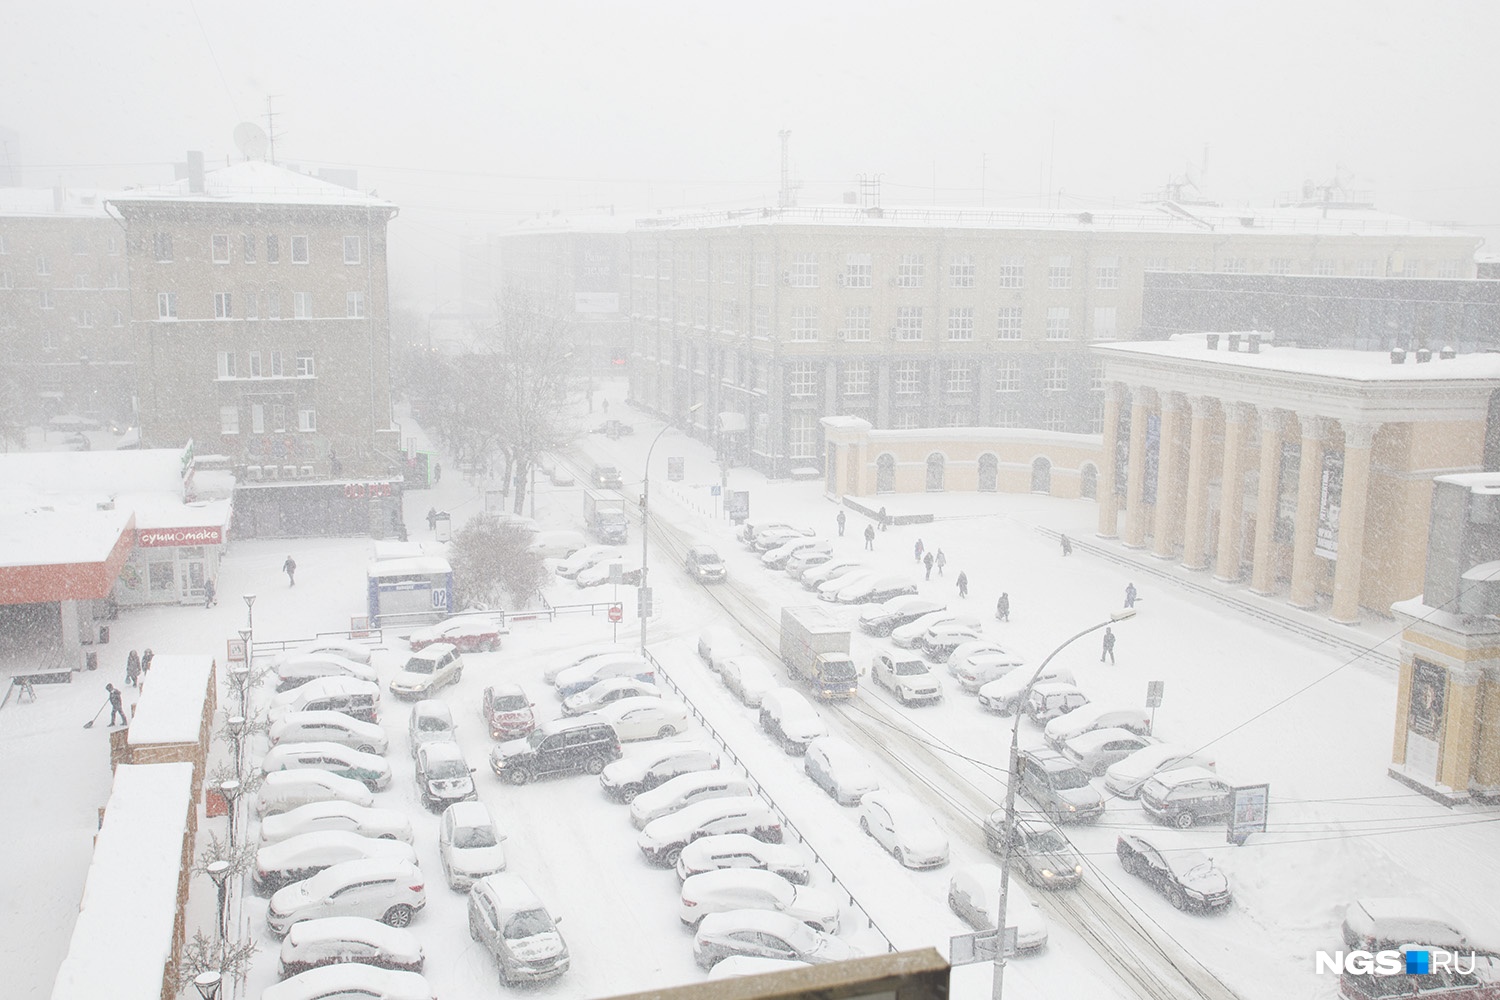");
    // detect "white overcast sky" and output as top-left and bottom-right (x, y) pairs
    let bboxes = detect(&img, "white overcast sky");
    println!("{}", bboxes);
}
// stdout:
(3, 0), (1496, 306)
